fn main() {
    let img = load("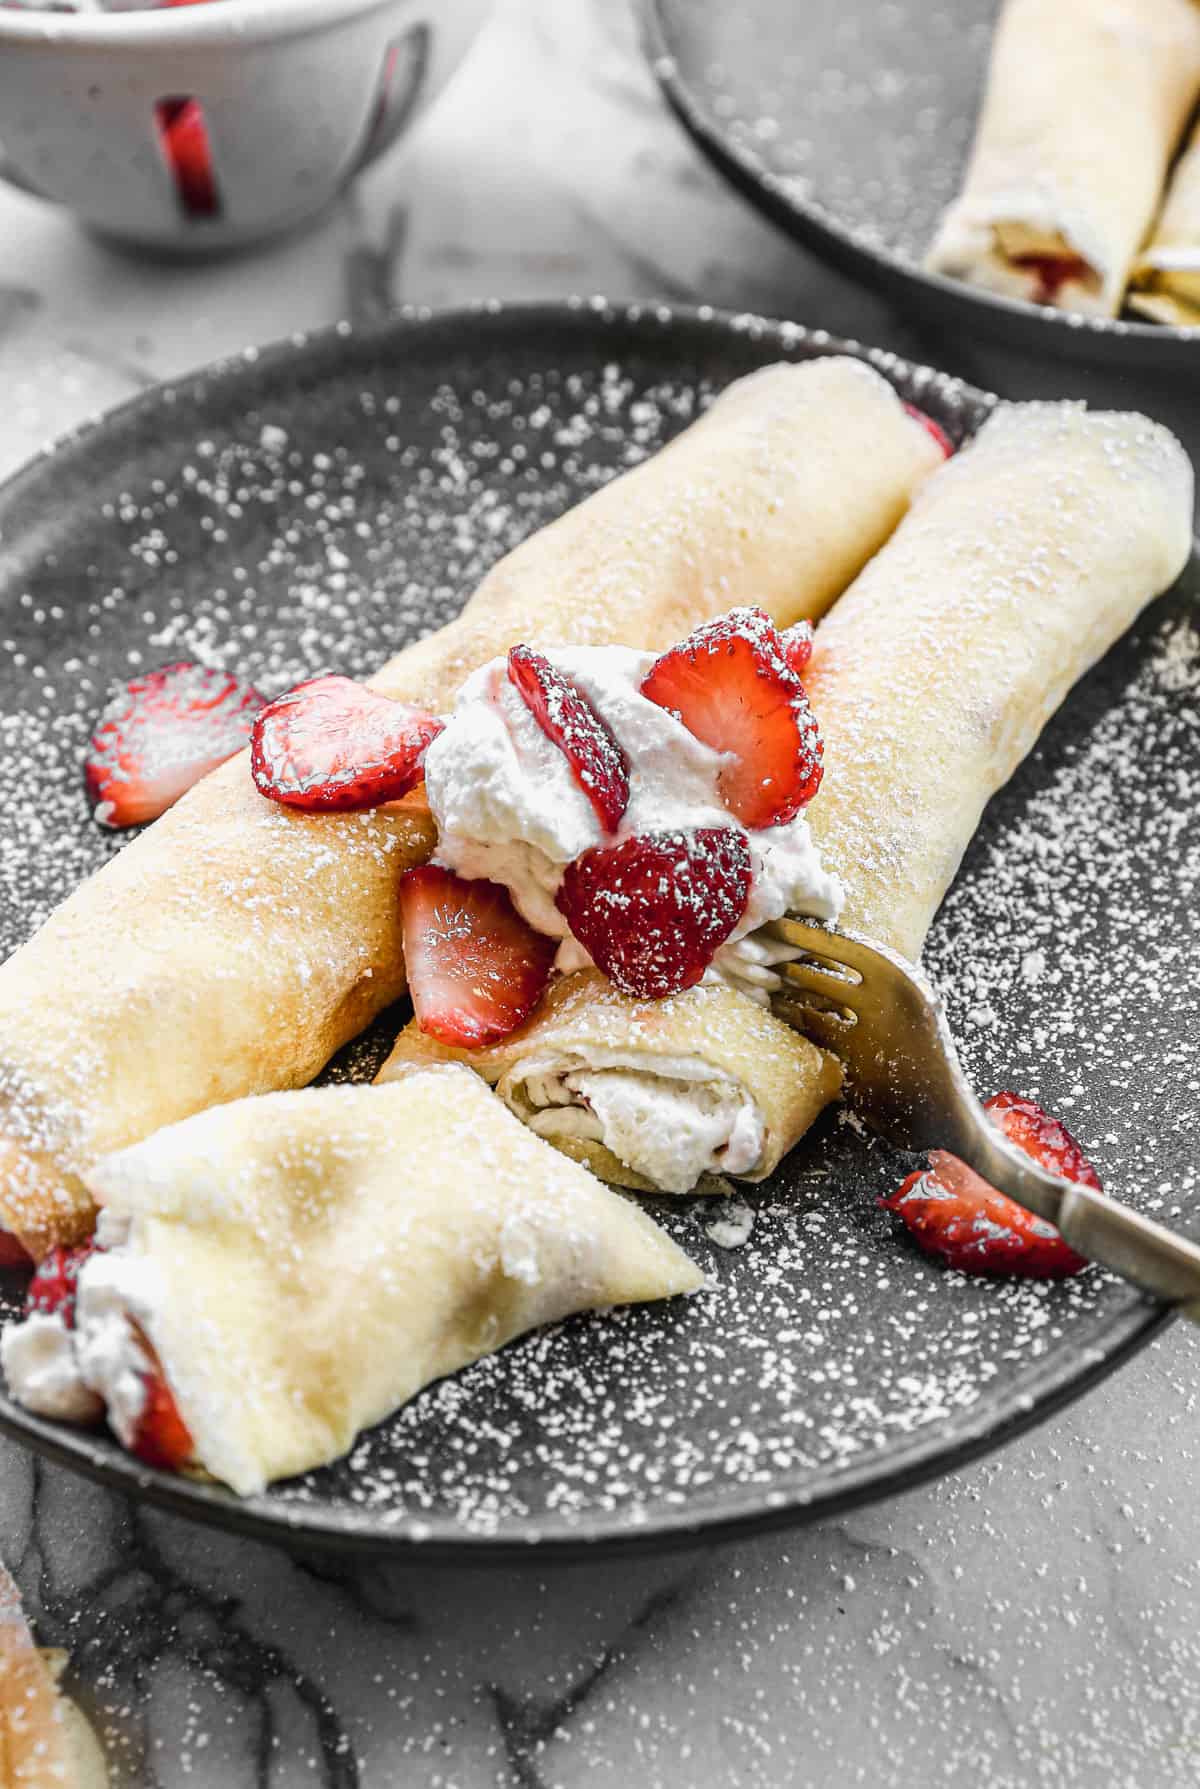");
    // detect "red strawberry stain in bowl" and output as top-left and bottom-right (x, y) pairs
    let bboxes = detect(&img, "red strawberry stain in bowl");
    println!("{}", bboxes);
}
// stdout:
(556, 827), (752, 1000)
(881, 1092), (1101, 1278)
(399, 864), (556, 1048)
(507, 645), (630, 833)
(640, 606), (823, 829)
(85, 662), (264, 829)
(1010, 253), (1094, 305)
(250, 674), (442, 813)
